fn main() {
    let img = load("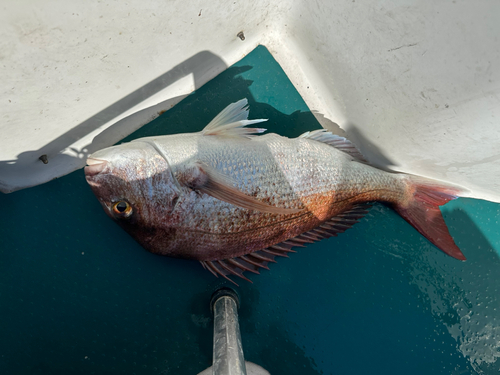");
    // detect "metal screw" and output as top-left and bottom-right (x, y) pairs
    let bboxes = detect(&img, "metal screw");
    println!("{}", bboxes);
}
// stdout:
(237, 31), (245, 41)
(39, 155), (48, 164)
